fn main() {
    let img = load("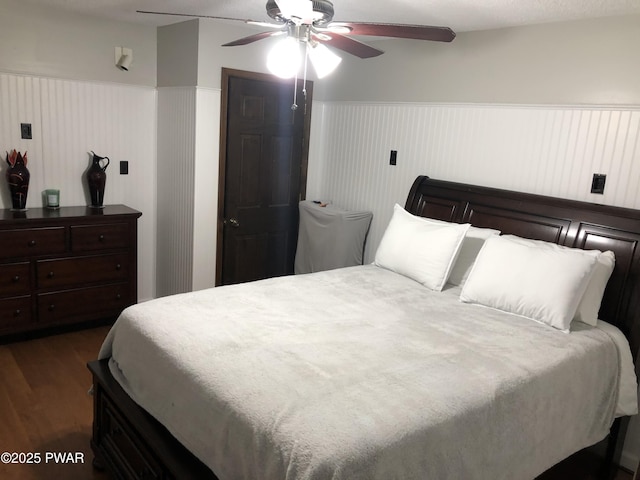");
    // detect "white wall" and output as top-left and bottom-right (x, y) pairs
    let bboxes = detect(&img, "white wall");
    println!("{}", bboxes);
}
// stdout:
(0, 3), (158, 301)
(308, 103), (640, 264)
(0, 74), (157, 302)
(192, 87), (220, 290)
(154, 84), (218, 296)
